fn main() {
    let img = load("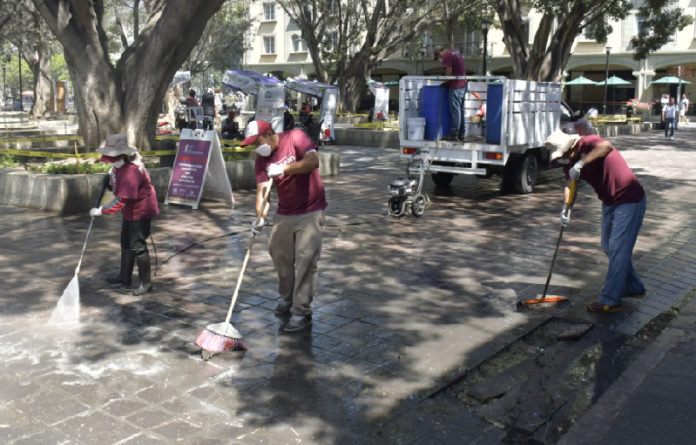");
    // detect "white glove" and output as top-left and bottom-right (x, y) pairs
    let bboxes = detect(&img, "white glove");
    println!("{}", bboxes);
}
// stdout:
(267, 163), (285, 178)
(560, 205), (571, 227)
(251, 217), (265, 235)
(89, 207), (102, 217)
(568, 160), (584, 180)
